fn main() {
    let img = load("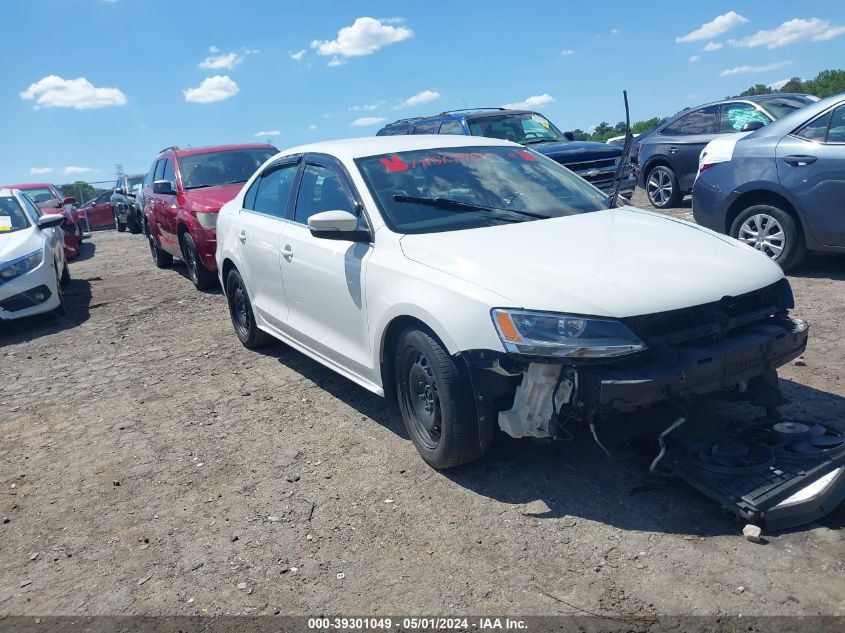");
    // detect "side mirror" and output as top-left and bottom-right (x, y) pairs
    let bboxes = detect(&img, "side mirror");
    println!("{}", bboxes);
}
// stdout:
(741, 120), (766, 133)
(307, 210), (368, 241)
(115, 187), (126, 195)
(153, 180), (176, 195)
(563, 131), (575, 142)
(63, 196), (76, 205)
(37, 214), (65, 229)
